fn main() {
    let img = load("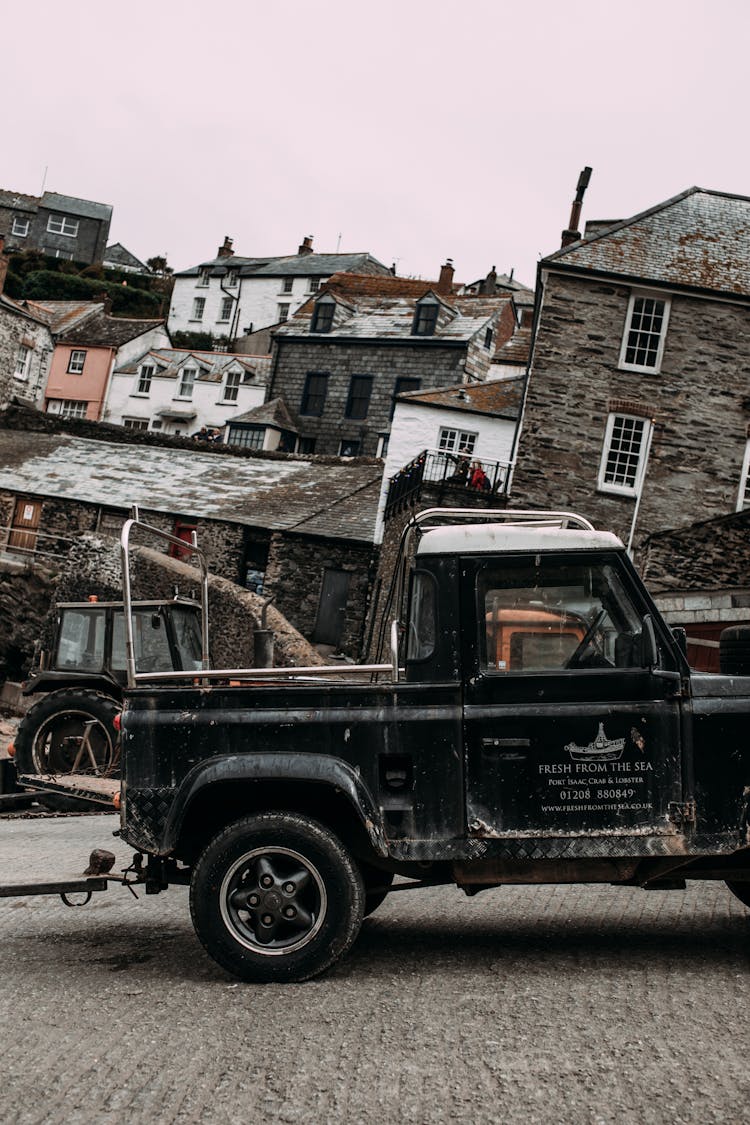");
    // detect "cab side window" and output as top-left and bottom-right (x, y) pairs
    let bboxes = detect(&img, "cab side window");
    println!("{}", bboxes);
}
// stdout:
(407, 571), (437, 662)
(479, 559), (643, 673)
